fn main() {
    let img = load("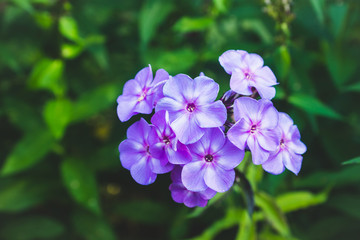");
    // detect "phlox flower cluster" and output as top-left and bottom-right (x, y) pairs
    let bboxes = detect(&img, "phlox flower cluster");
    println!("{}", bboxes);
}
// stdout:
(117, 50), (306, 208)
